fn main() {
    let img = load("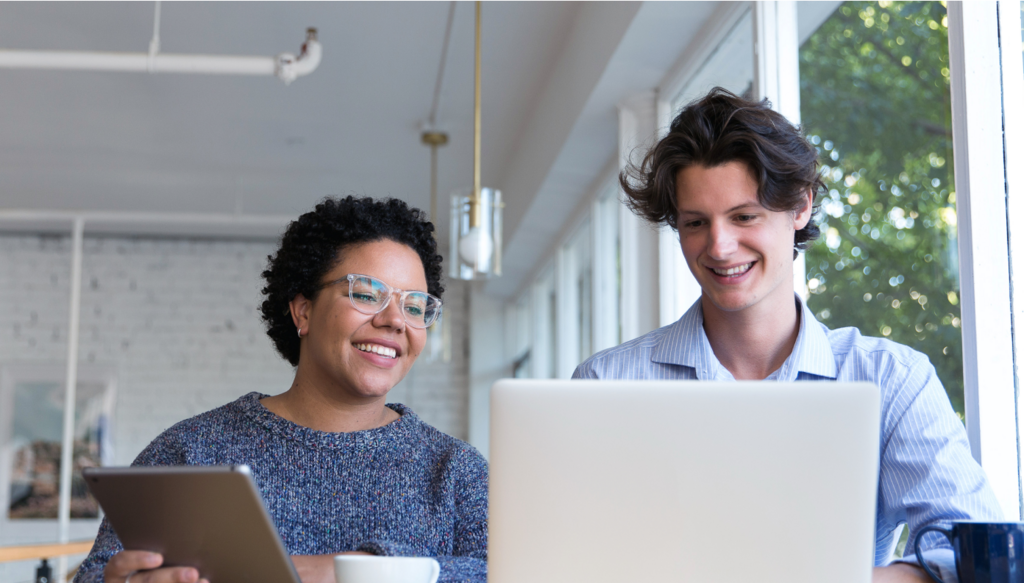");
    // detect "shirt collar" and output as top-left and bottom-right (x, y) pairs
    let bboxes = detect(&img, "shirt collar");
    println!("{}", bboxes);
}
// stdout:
(650, 295), (838, 381)
(779, 295), (838, 380)
(650, 299), (719, 380)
